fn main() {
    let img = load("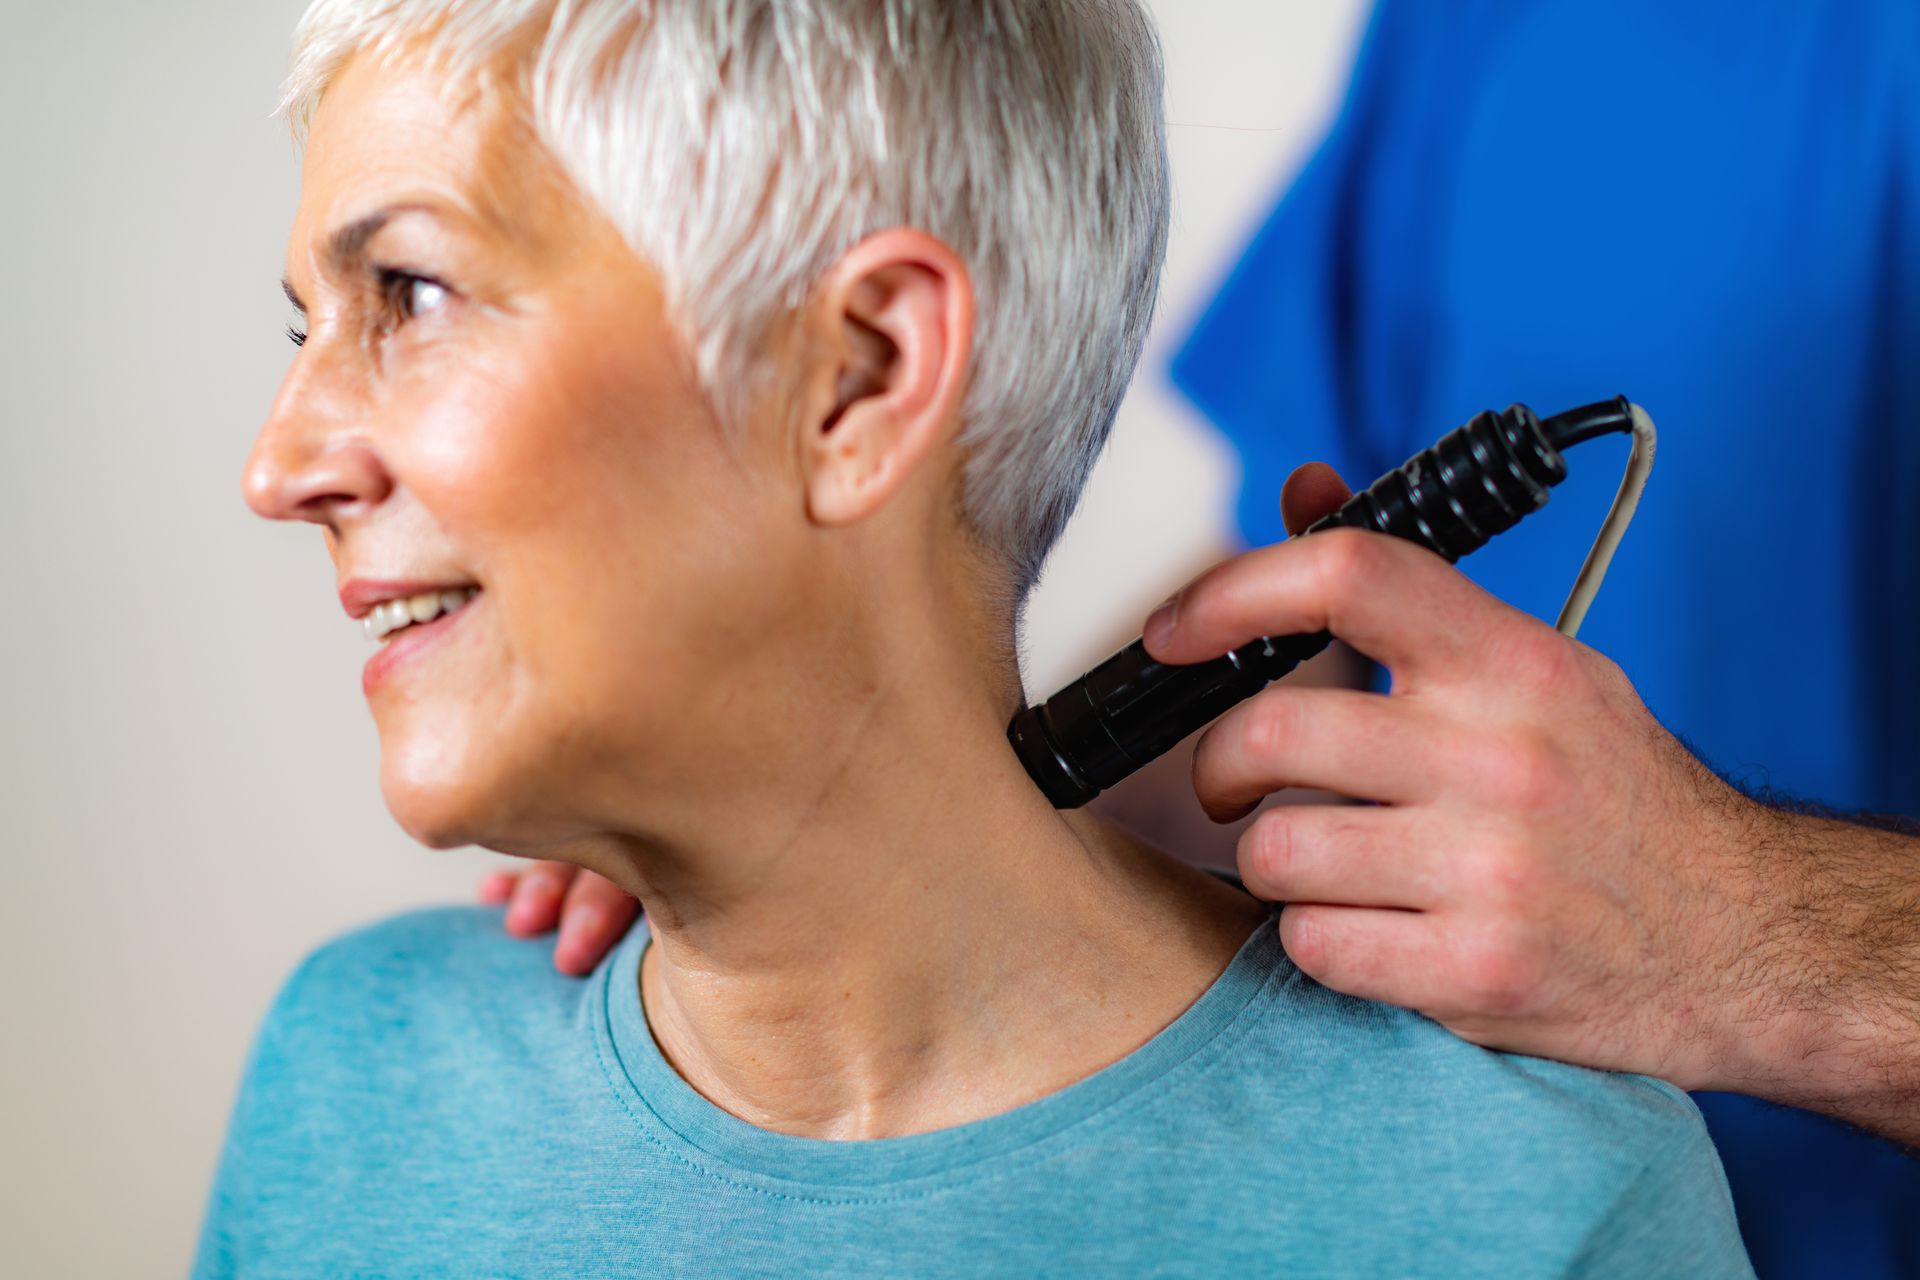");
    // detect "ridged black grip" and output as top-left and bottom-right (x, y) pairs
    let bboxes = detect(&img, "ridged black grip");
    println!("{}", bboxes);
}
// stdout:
(1307, 405), (1567, 554)
(1010, 405), (1572, 809)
